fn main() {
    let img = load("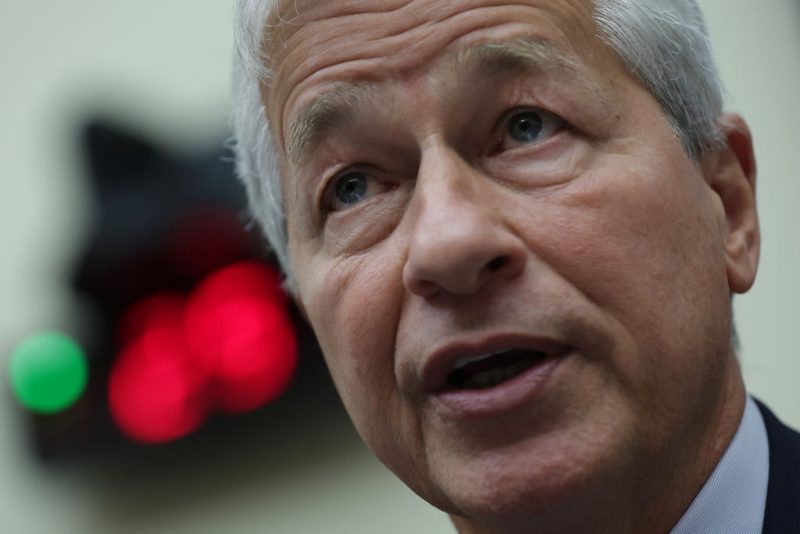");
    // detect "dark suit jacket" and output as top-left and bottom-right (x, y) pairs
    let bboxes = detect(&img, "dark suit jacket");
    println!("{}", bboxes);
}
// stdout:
(757, 400), (800, 533)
